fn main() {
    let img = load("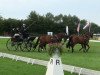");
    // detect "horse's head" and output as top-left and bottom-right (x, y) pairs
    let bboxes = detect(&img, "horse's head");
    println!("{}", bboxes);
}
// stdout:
(50, 35), (59, 43)
(63, 33), (69, 42)
(84, 32), (93, 38)
(89, 32), (93, 38)
(55, 33), (69, 43)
